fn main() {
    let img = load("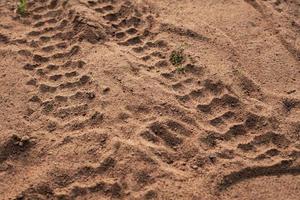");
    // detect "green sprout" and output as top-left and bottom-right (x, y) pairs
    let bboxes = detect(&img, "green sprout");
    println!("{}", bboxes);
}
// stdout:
(170, 48), (185, 66)
(17, 0), (27, 16)
(176, 66), (186, 74)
